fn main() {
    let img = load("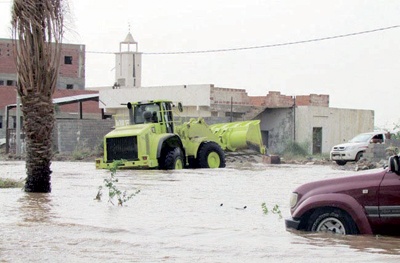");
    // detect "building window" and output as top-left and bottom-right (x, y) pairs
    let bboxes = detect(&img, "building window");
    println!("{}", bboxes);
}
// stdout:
(66, 84), (73, 89)
(64, 56), (73, 64)
(0, 80), (4, 86)
(6, 80), (14, 86)
(0, 116), (2, 129)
